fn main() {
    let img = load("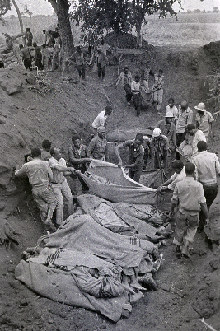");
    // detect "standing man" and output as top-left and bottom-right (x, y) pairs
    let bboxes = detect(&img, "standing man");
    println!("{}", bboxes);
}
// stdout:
(68, 135), (91, 194)
(15, 148), (57, 230)
(186, 123), (206, 156)
(33, 42), (43, 70)
(92, 105), (112, 131)
(75, 46), (86, 81)
(25, 28), (33, 47)
(171, 162), (208, 258)
(115, 66), (133, 104)
(193, 141), (220, 230)
(166, 98), (178, 121)
(87, 126), (107, 160)
(131, 75), (142, 116)
(115, 133), (144, 183)
(176, 101), (194, 148)
(151, 128), (169, 170)
(157, 113), (176, 158)
(19, 44), (32, 70)
(49, 147), (75, 226)
(194, 102), (214, 141)
(152, 69), (164, 112)
(97, 49), (107, 81)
